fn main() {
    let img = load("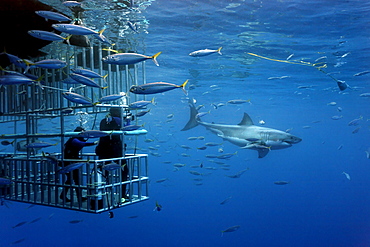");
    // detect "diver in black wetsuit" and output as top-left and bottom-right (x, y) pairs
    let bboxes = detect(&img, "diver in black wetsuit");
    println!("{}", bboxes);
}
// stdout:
(60, 126), (96, 203)
(95, 108), (130, 203)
